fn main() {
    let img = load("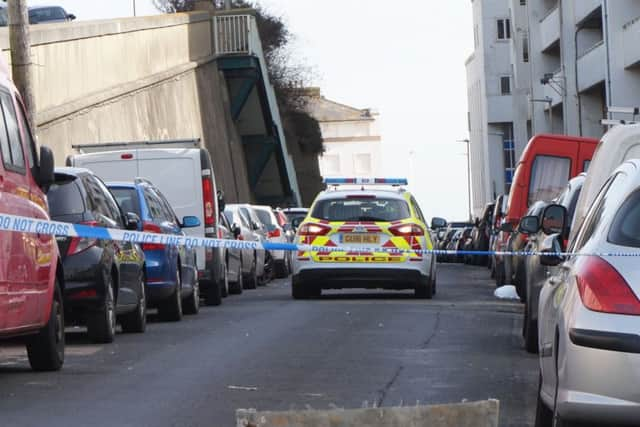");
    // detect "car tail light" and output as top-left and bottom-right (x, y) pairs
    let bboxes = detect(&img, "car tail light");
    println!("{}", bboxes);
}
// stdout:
(142, 221), (165, 251)
(68, 221), (99, 255)
(389, 223), (425, 237)
(202, 176), (216, 230)
(268, 228), (282, 238)
(298, 223), (331, 236)
(576, 256), (640, 315)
